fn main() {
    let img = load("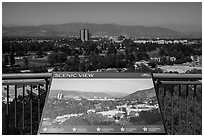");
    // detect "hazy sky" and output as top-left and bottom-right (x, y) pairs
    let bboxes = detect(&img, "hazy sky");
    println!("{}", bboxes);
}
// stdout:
(2, 2), (202, 26)
(50, 79), (154, 94)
